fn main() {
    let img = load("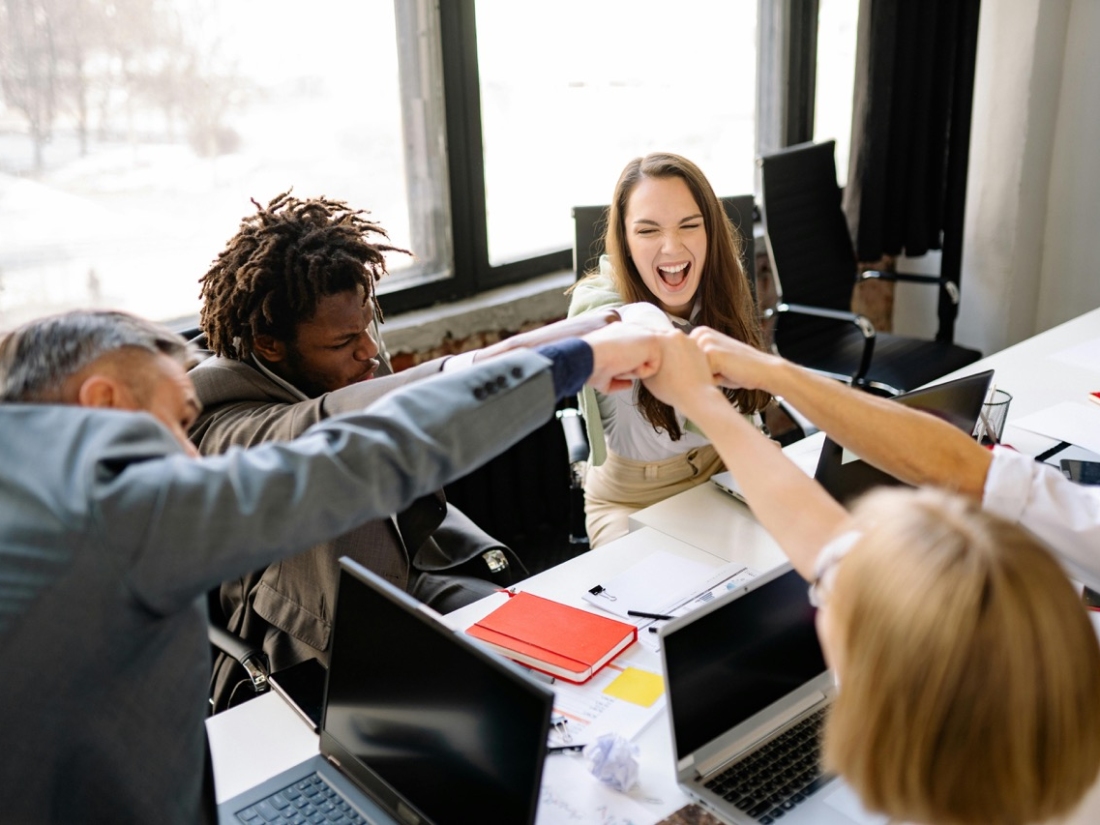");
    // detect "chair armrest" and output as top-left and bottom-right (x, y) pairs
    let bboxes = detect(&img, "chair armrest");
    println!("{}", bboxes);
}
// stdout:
(771, 303), (877, 385)
(556, 407), (590, 468)
(209, 622), (270, 695)
(859, 270), (960, 304)
(778, 303), (877, 337)
(556, 406), (591, 545)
